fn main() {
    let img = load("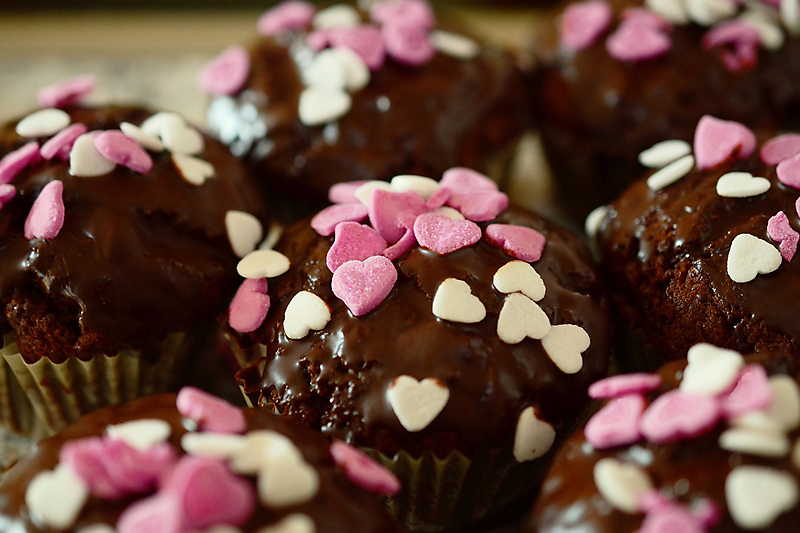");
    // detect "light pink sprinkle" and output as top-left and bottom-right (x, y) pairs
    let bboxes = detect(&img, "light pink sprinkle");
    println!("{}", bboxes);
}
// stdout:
(621, 7), (672, 32)
(0, 184), (16, 212)
(0, 142), (41, 185)
(560, 0), (613, 52)
(638, 490), (672, 514)
(40, 123), (88, 161)
(383, 22), (436, 66)
(382, 226), (417, 261)
(368, 189), (427, 244)
(692, 498), (723, 529)
(327, 221), (388, 272)
(95, 130), (153, 174)
(370, 0), (435, 31)
(228, 278), (270, 334)
(329, 180), (369, 204)
(36, 75), (95, 109)
(198, 46), (251, 97)
(588, 373), (662, 399)
(485, 224), (547, 263)
(719, 364), (774, 419)
(257, 0), (316, 36)
(24, 180), (65, 240)
(767, 211), (799, 262)
(331, 255), (397, 316)
(312, 202), (369, 236)
(447, 190), (509, 222)
(584, 394), (645, 449)
(702, 20), (761, 74)
(117, 493), (182, 533)
(761, 134), (800, 165)
(777, 152), (800, 190)
(637, 504), (706, 533)
(439, 167), (498, 194)
(414, 213), (481, 255)
(307, 29), (332, 52)
(425, 187), (452, 210)
(693, 115), (756, 171)
(176, 386), (247, 434)
(606, 19), (672, 62)
(330, 441), (401, 496)
(639, 390), (720, 444)
(329, 26), (387, 70)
